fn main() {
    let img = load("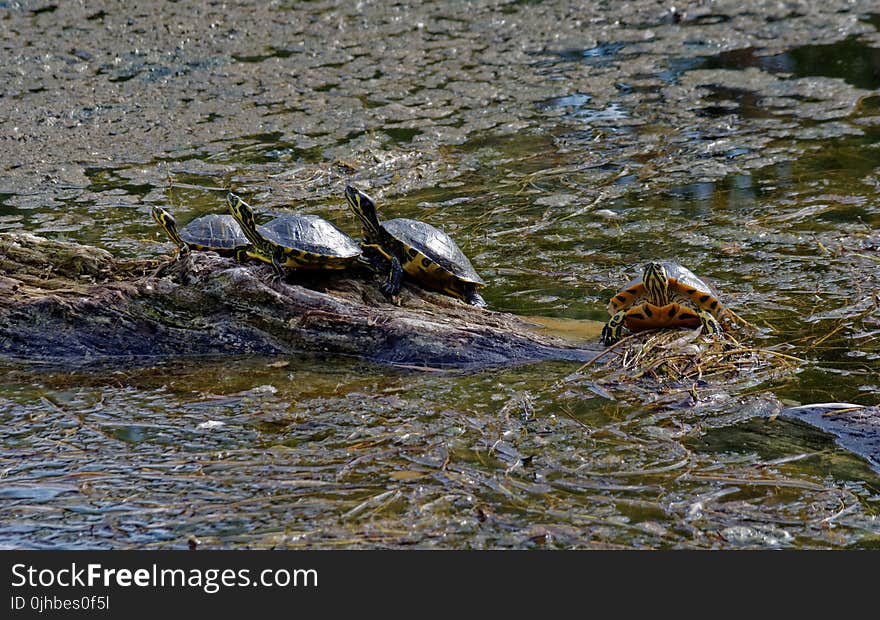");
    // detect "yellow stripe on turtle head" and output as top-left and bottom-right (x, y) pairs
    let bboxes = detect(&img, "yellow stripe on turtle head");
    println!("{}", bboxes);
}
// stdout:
(151, 206), (184, 247)
(226, 193), (253, 228)
(643, 262), (669, 306)
(226, 192), (268, 255)
(344, 185), (383, 238)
